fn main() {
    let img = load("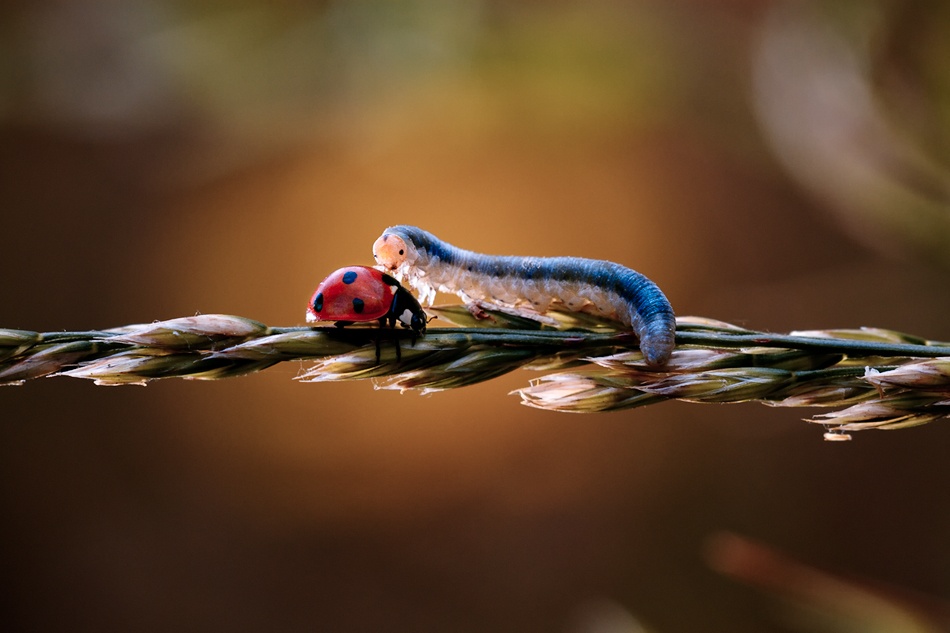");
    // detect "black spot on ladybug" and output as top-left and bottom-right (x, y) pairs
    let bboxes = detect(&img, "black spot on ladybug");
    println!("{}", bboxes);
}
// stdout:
(342, 271), (358, 284)
(352, 297), (365, 313)
(313, 293), (324, 312)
